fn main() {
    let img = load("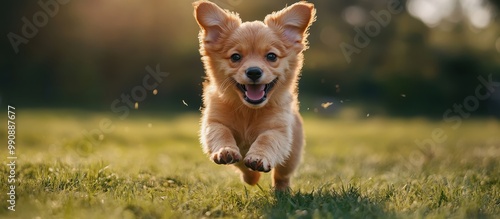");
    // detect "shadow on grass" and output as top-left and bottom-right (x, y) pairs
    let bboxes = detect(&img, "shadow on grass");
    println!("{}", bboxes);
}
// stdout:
(264, 185), (392, 219)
